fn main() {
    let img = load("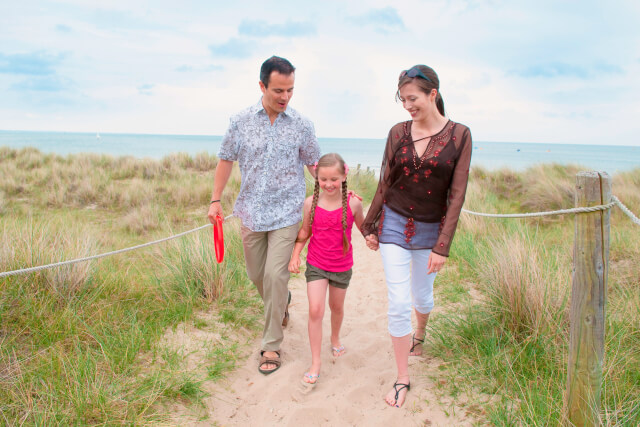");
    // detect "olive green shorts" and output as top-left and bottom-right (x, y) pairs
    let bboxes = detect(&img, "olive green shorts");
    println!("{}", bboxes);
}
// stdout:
(305, 262), (352, 290)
